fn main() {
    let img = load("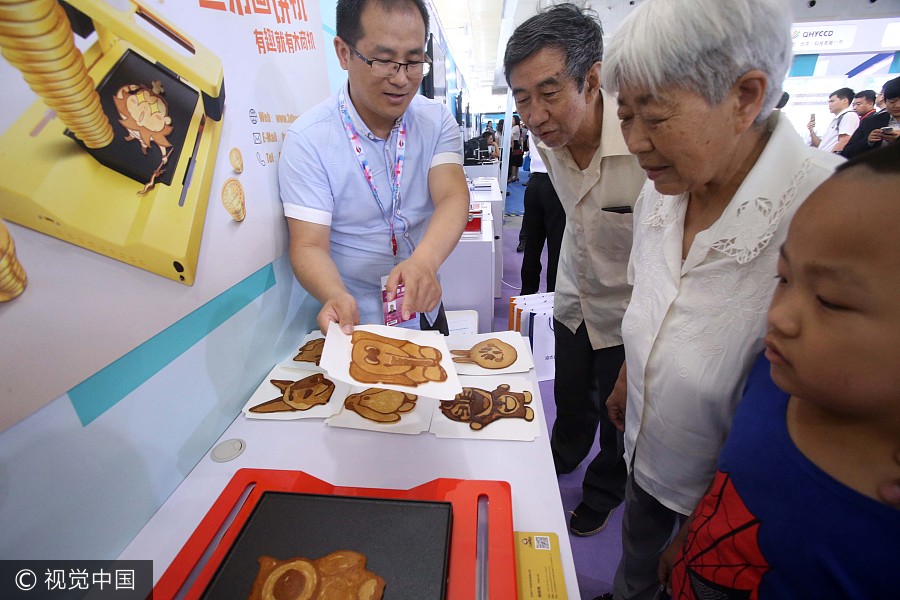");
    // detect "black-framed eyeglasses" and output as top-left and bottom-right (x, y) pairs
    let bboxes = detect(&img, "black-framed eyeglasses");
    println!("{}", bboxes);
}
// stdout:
(347, 44), (431, 78)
